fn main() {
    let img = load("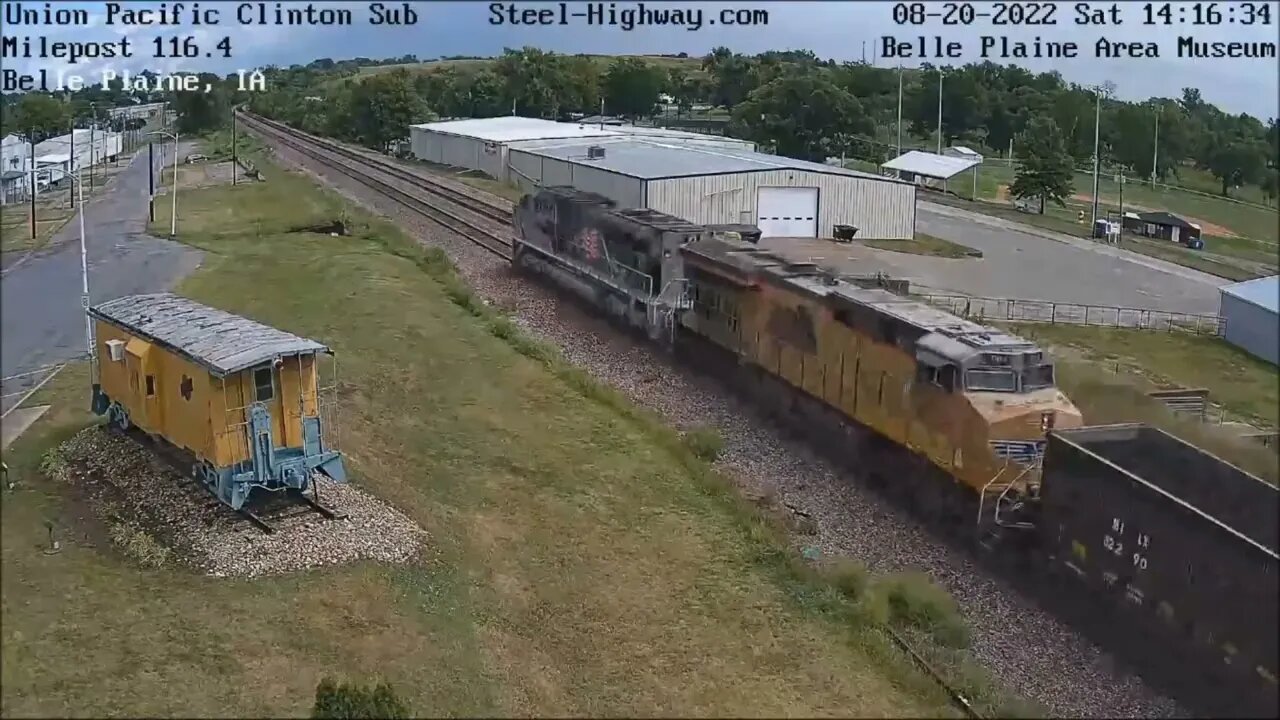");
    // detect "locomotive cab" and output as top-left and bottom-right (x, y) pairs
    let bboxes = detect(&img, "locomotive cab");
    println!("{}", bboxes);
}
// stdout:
(917, 330), (1083, 483)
